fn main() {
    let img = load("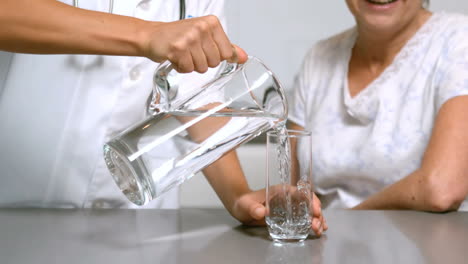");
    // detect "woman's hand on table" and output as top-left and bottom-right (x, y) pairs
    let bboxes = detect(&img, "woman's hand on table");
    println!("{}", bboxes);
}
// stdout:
(230, 189), (328, 236)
